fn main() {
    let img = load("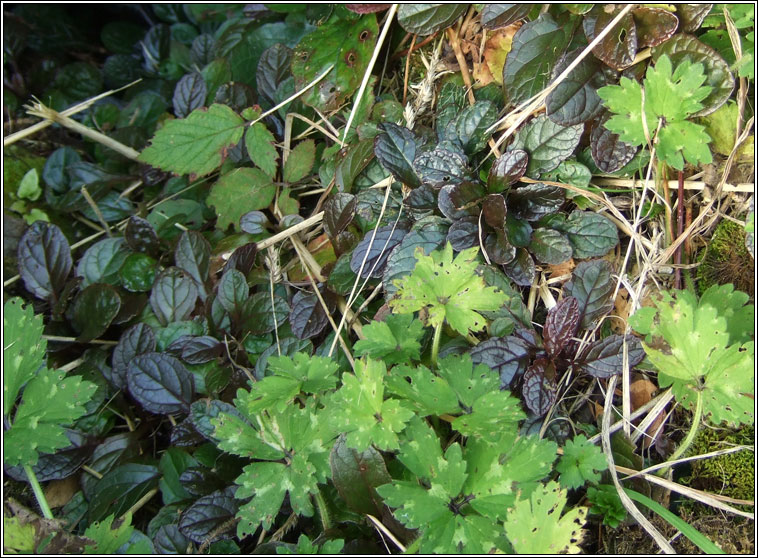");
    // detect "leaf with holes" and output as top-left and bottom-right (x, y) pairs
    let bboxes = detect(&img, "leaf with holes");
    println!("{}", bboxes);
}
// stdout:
(126, 353), (194, 414)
